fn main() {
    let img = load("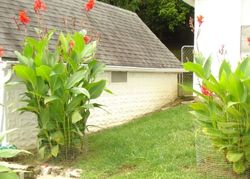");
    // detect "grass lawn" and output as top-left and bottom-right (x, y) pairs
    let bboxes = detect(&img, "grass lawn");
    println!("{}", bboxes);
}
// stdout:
(73, 105), (214, 179)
